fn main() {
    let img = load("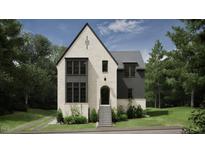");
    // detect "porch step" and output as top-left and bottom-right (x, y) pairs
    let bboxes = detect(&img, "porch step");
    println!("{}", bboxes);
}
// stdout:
(98, 105), (112, 127)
